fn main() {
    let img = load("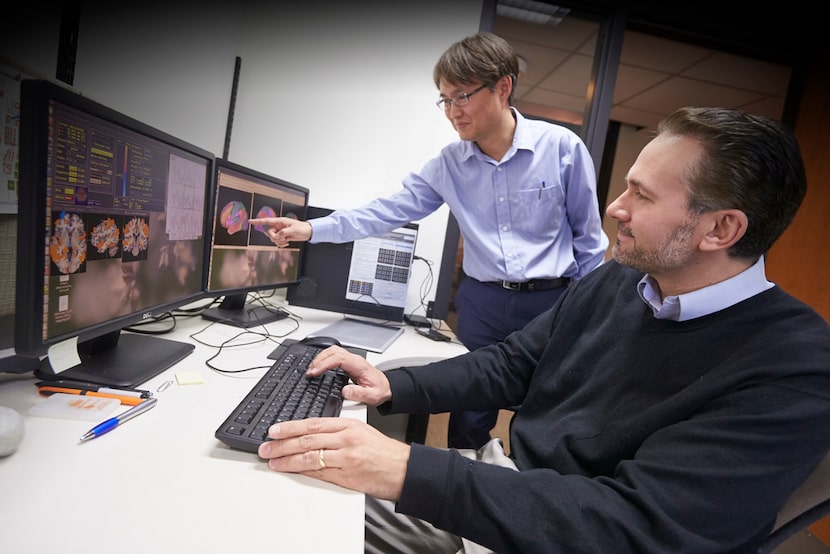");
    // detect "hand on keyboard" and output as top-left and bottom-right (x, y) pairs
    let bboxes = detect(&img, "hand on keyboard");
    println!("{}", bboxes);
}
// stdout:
(258, 415), (411, 502)
(305, 345), (393, 407)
